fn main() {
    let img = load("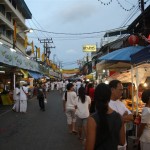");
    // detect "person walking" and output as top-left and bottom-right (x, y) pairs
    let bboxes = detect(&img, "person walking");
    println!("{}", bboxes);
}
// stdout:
(109, 80), (133, 150)
(37, 83), (46, 111)
(85, 83), (125, 150)
(87, 83), (95, 114)
(138, 89), (150, 150)
(62, 83), (77, 134)
(12, 83), (20, 112)
(75, 86), (91, 141)
(20, 83), (28, 113)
